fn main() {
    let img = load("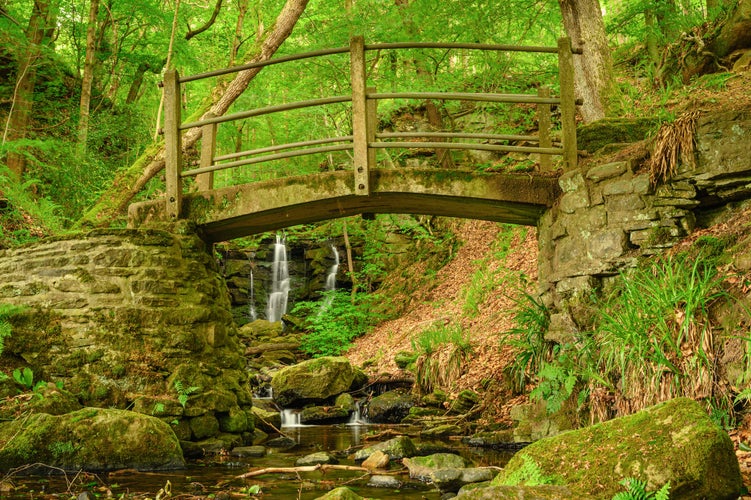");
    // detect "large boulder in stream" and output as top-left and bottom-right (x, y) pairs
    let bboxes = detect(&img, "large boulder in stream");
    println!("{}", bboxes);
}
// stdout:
(491, 397), (742, 499)
(0, 408), (184, 471)
(364, 388), (414, 423)
(271, 356), (365, 407)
